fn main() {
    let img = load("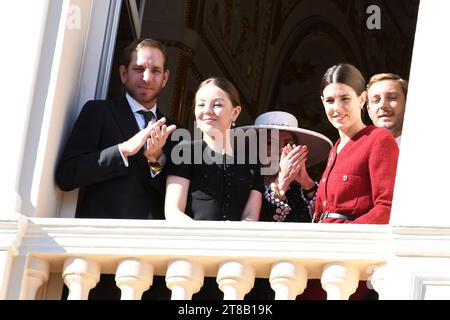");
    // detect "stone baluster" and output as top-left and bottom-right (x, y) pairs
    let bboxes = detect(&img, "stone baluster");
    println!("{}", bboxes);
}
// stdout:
(166, 260), (204, 300)
(369, 263), (387, 299)
(321, 262), (359, 300)
(217, 260), (255, 300)
(115, 258), (153, 300)
(62, 257), (100, 300)
(270, 261), (308, 300)
(20, 256), (50, 300)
